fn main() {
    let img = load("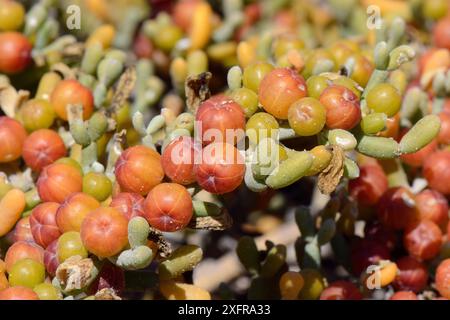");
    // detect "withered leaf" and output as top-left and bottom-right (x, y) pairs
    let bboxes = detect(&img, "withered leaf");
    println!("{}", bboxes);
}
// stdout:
(318, 145), (345, 195)
(56, 256), (95, 292)
(185, 72), (212, 114)
(94, 288), (121, 300)
(188, 209), (233, 231)
(0, 85), (30, 117)
(109, 66), (137, 114)
(148, 227), (172, 258)
(51, 63), (77, 79)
